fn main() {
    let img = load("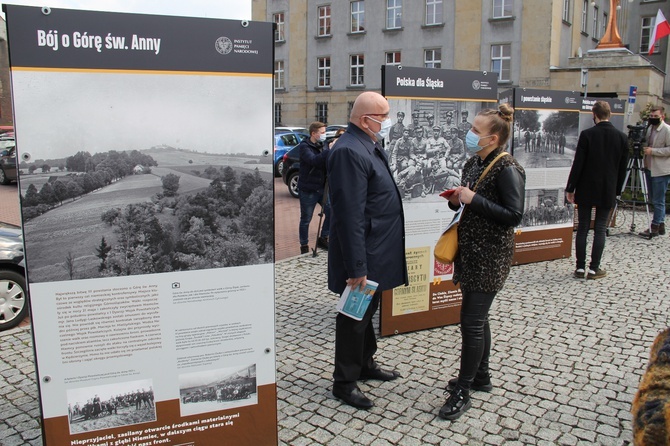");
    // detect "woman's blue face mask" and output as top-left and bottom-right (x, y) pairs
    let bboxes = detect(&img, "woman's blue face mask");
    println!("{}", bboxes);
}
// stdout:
(465, 130), (493, 153)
